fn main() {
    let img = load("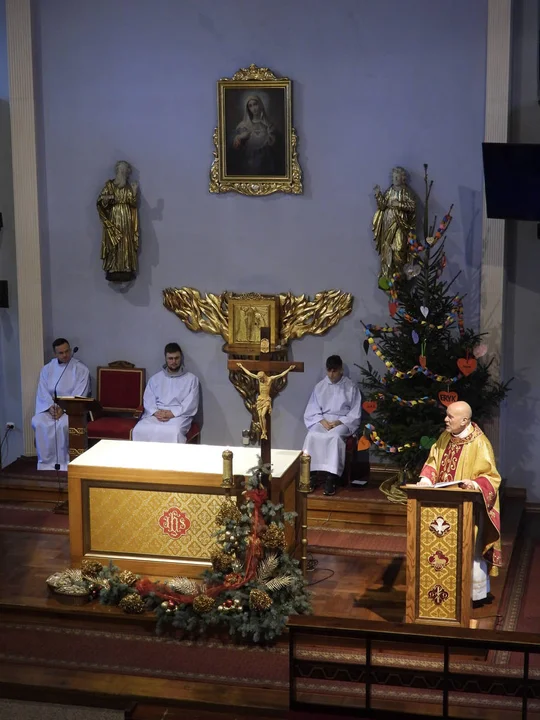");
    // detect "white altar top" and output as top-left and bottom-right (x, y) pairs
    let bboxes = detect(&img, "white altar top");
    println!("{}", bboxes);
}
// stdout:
(70, 440), (301, 478)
